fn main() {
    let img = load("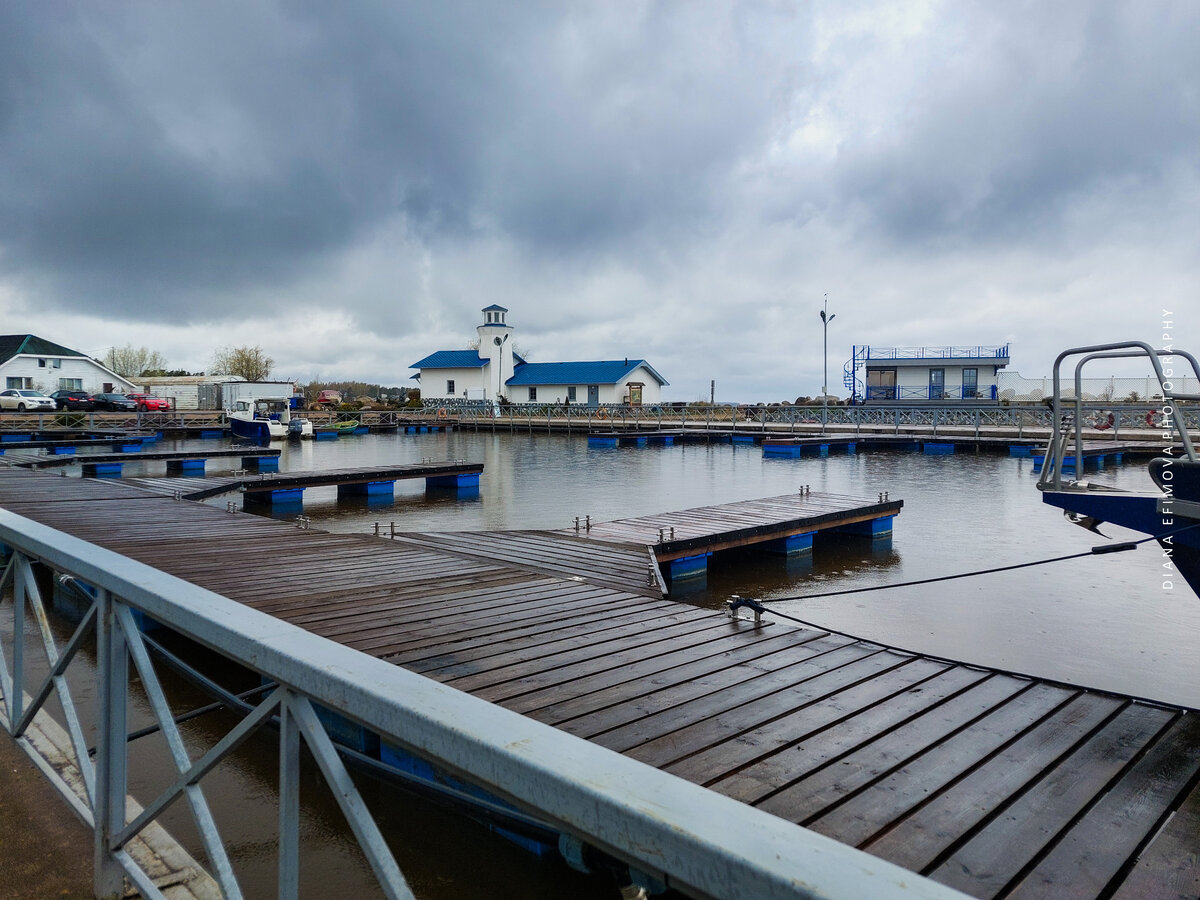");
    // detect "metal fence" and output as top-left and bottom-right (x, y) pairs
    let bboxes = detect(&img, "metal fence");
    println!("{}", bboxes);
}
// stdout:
(0, 510), (966, 899)
(432, 400), (1200, 437)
